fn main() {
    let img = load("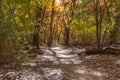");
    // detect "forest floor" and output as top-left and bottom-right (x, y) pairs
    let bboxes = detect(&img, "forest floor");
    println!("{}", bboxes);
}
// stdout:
(0, 46), (120, 80)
